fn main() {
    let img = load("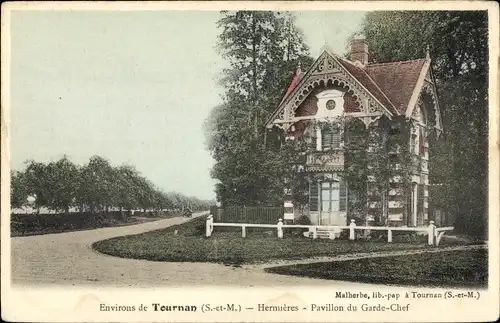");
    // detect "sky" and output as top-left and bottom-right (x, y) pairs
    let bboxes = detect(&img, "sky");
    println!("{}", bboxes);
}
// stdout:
(9, 10), (366, 200)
